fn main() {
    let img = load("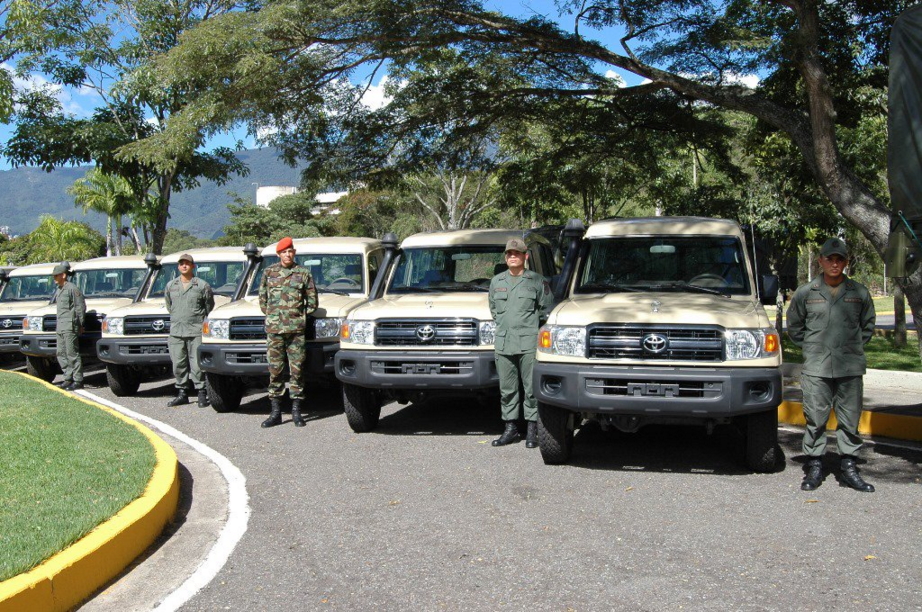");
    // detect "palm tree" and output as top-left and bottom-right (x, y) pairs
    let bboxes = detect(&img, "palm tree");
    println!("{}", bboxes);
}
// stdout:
(69, 169), (136, 255)
(26, 215), (104, 264)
